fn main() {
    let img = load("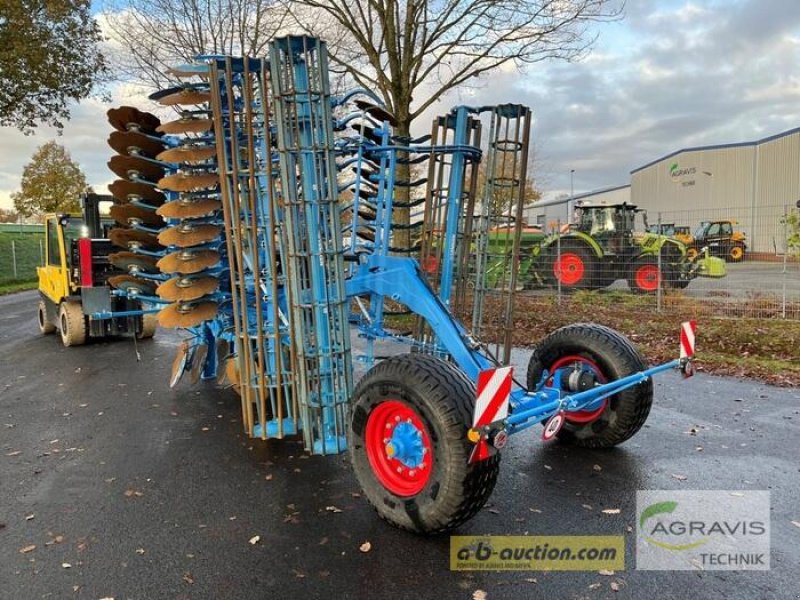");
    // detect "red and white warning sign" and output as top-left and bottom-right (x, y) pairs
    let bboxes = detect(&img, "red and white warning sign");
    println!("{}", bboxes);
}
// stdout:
(680, 320), (697, 359)
(472, 367), (513, 428)
(542, 411), (565, 441)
